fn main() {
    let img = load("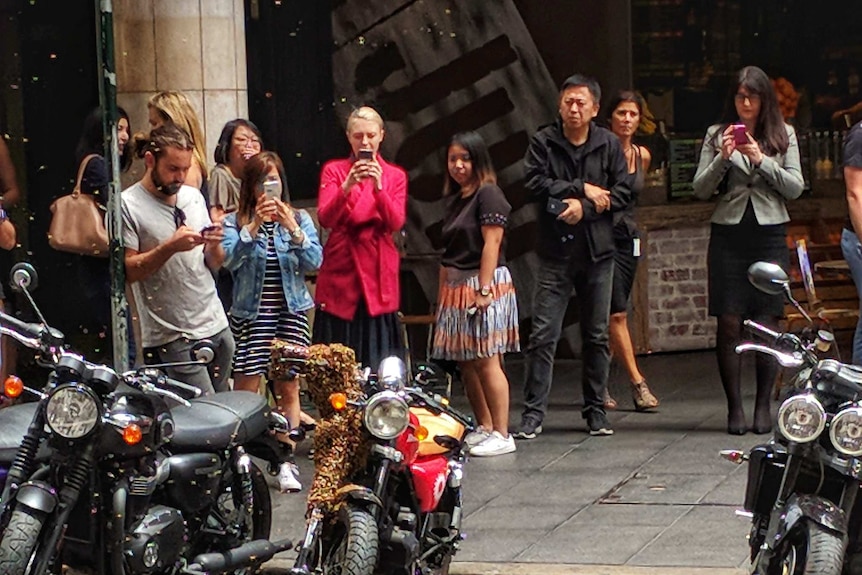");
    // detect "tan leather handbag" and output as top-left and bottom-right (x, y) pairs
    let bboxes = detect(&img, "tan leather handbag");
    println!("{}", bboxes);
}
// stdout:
(48, 154), (109, 257)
